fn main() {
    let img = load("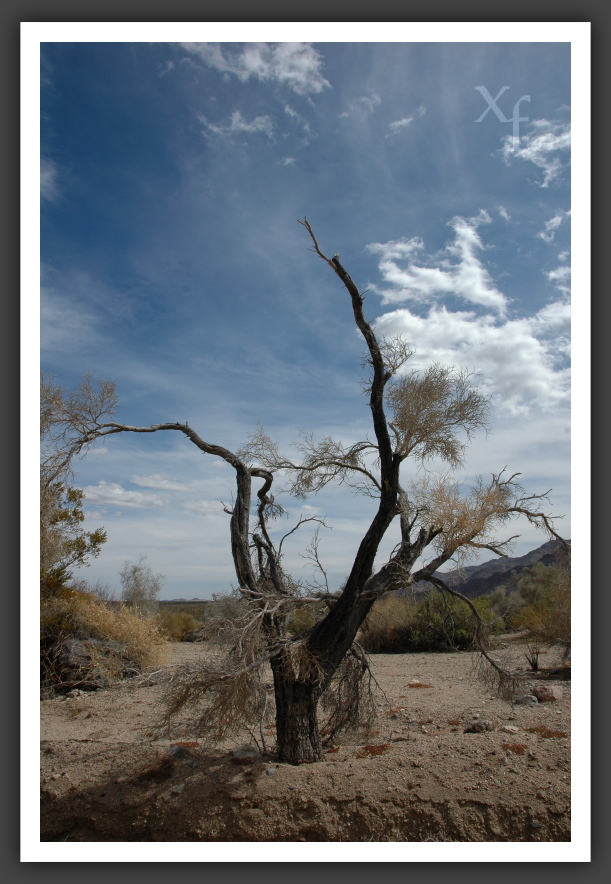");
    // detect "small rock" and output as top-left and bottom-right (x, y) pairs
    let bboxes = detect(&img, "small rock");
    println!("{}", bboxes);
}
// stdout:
(515, 695), (538, 706)
(171, 783), (185, 794)
(231, 745), (262, 764)
(501, 725), (520, 734)
(169, 745), (189, 759)
(266, 767), (278, 776)
(464, 719), (495, 733)
(532, 685), (563, 703)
